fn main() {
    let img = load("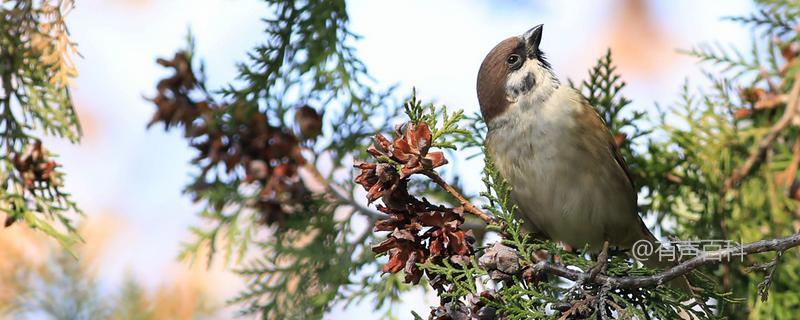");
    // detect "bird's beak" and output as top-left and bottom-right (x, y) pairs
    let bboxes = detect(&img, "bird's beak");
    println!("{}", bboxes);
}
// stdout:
(523, 24), (543, 55)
